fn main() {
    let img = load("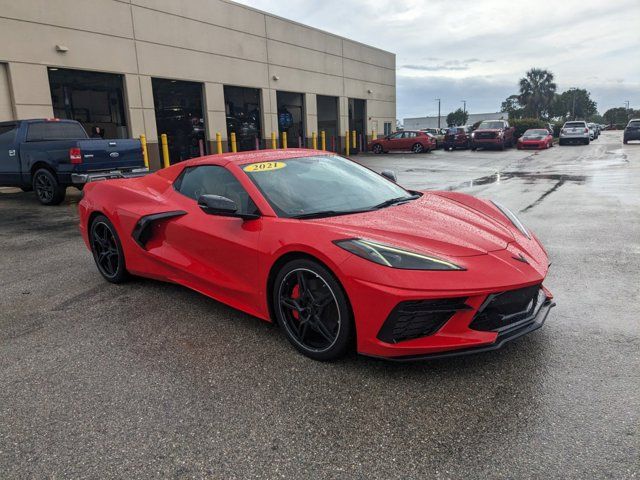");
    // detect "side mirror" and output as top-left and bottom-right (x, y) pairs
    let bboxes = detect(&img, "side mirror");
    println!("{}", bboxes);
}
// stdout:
(381, 170), (397, 183)
(197, 194), (259, 220)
